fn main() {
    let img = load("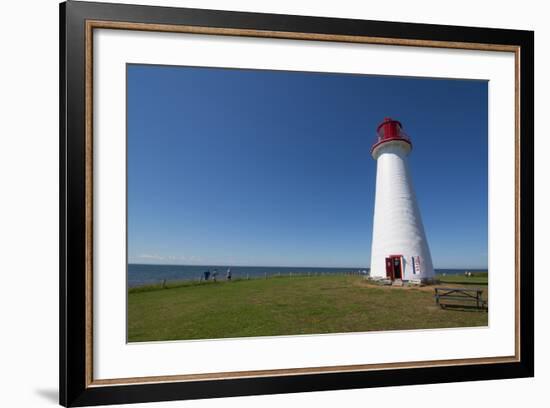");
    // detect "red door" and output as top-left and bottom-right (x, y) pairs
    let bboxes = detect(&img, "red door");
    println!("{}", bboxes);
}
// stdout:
(386, 255), (403, 280)
(385, 258), (393, 279)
